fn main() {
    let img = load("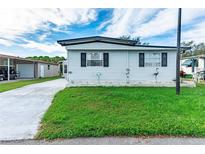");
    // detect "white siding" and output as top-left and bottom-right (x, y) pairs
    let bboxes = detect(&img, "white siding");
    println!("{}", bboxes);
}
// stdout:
(197, 58), (205, 72)
(37, 63), (59, 77)
(67, 50), (176, 86)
